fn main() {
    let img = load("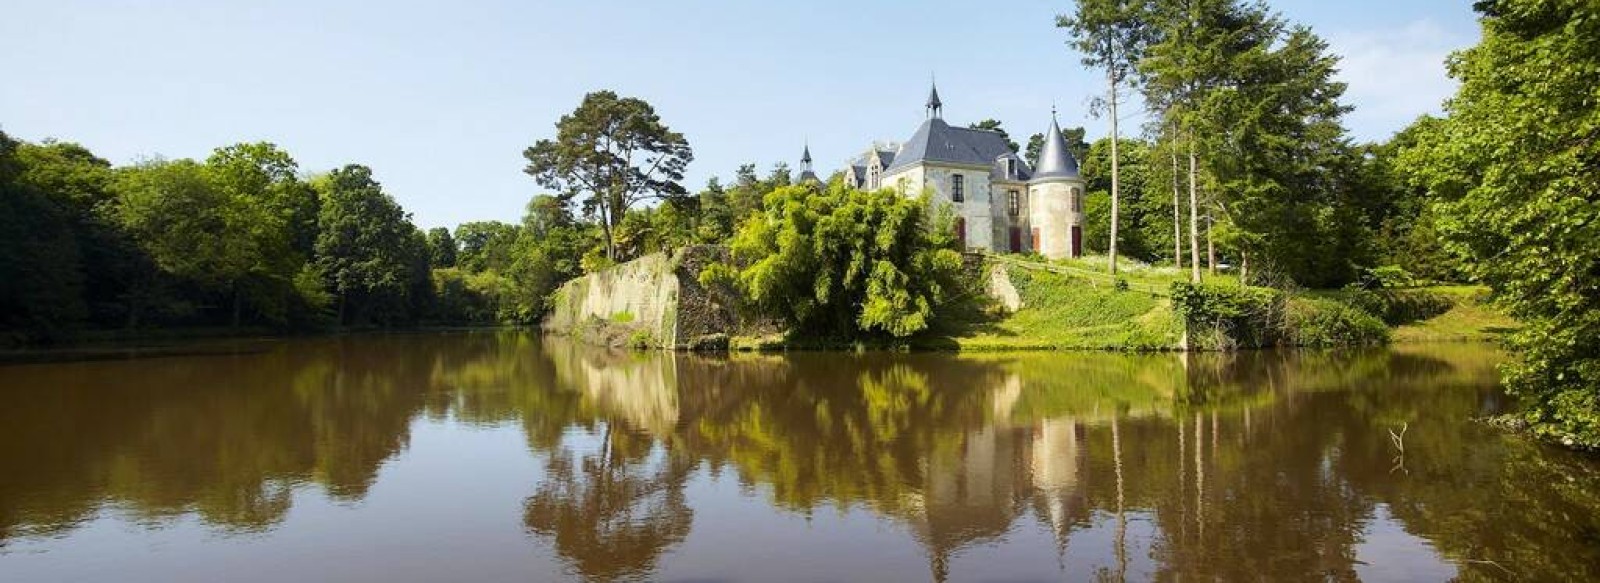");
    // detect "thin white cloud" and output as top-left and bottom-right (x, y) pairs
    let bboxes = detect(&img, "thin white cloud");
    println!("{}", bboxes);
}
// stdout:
(1329, 19), (1474, 141)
